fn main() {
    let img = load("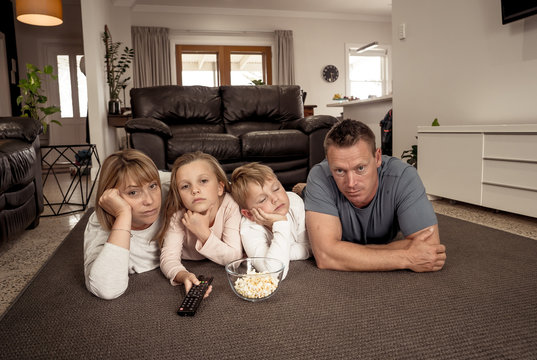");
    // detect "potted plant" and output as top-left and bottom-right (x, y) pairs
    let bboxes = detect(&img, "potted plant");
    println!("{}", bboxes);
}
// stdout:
(401, 145), (418, 168)
(16, 63), (61, 134)
(102, 25), (134, 114)
(401, 118), (439, 168)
